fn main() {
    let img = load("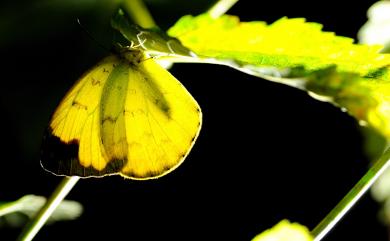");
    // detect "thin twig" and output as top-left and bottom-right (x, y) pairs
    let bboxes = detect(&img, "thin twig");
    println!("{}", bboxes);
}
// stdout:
(311, 147), (390, 241)
(0, 201), (22, 216)
(122, 0), (156, 28)
(208, 0), (239, 18)
(17, 177), (80, 241)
